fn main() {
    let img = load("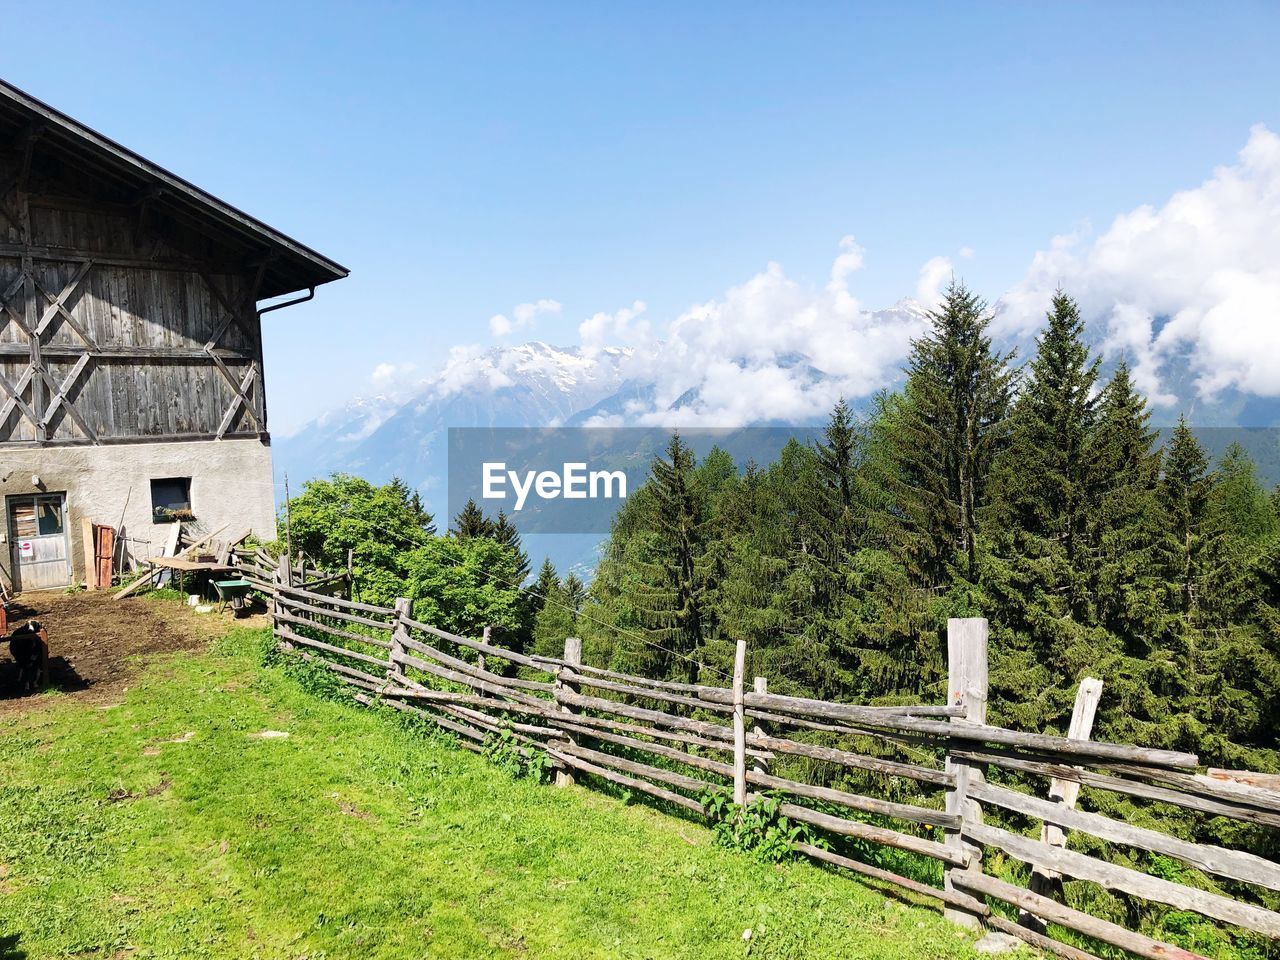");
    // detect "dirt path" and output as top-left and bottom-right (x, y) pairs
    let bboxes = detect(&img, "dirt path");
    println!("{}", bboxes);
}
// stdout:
(0, 589), (268, 714)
